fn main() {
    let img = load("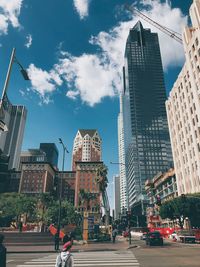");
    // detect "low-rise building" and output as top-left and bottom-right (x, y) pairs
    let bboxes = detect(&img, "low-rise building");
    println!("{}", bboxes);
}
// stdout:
(19, 162), (56, 194)
(75, 161), (103, 224)
(8, 170), (21, 192)
(145, 168), (177, 227)
(57, 171), (76, 204)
